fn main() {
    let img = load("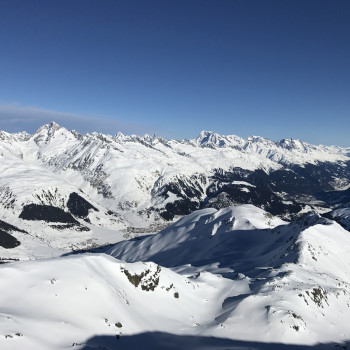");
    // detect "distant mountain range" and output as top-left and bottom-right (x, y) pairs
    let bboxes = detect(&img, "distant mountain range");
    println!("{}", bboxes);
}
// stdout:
(0, 122), (349, 260)
(1, 122), (350, 349)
